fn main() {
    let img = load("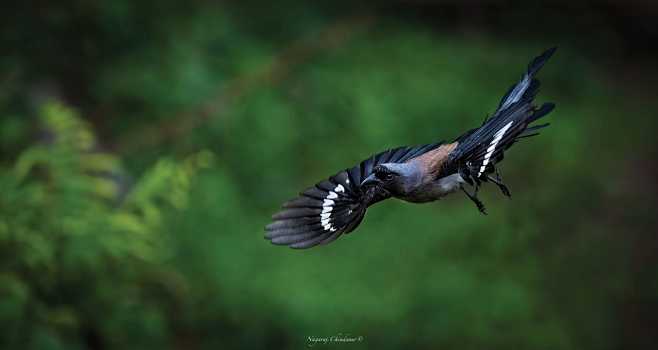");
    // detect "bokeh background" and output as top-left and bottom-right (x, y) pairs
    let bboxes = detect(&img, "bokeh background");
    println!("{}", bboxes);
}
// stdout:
(2, 1), (658, 349)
